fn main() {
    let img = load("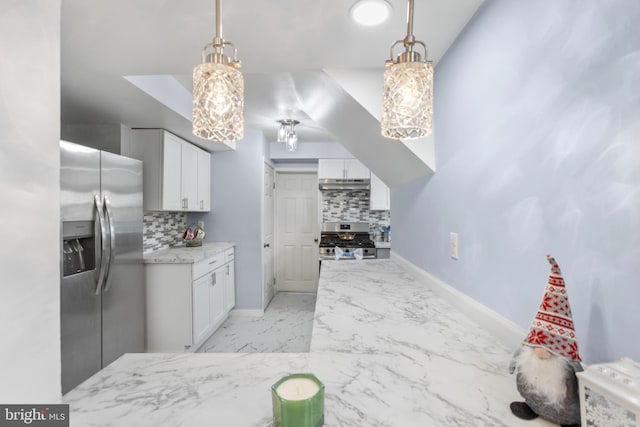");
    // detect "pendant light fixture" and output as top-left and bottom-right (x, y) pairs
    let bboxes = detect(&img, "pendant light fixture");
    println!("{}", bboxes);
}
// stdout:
(276, 119), (299, 152)
(381, 0), (433, 140)
(192, 0), (244, 142)
(276, 122), (288, 143)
